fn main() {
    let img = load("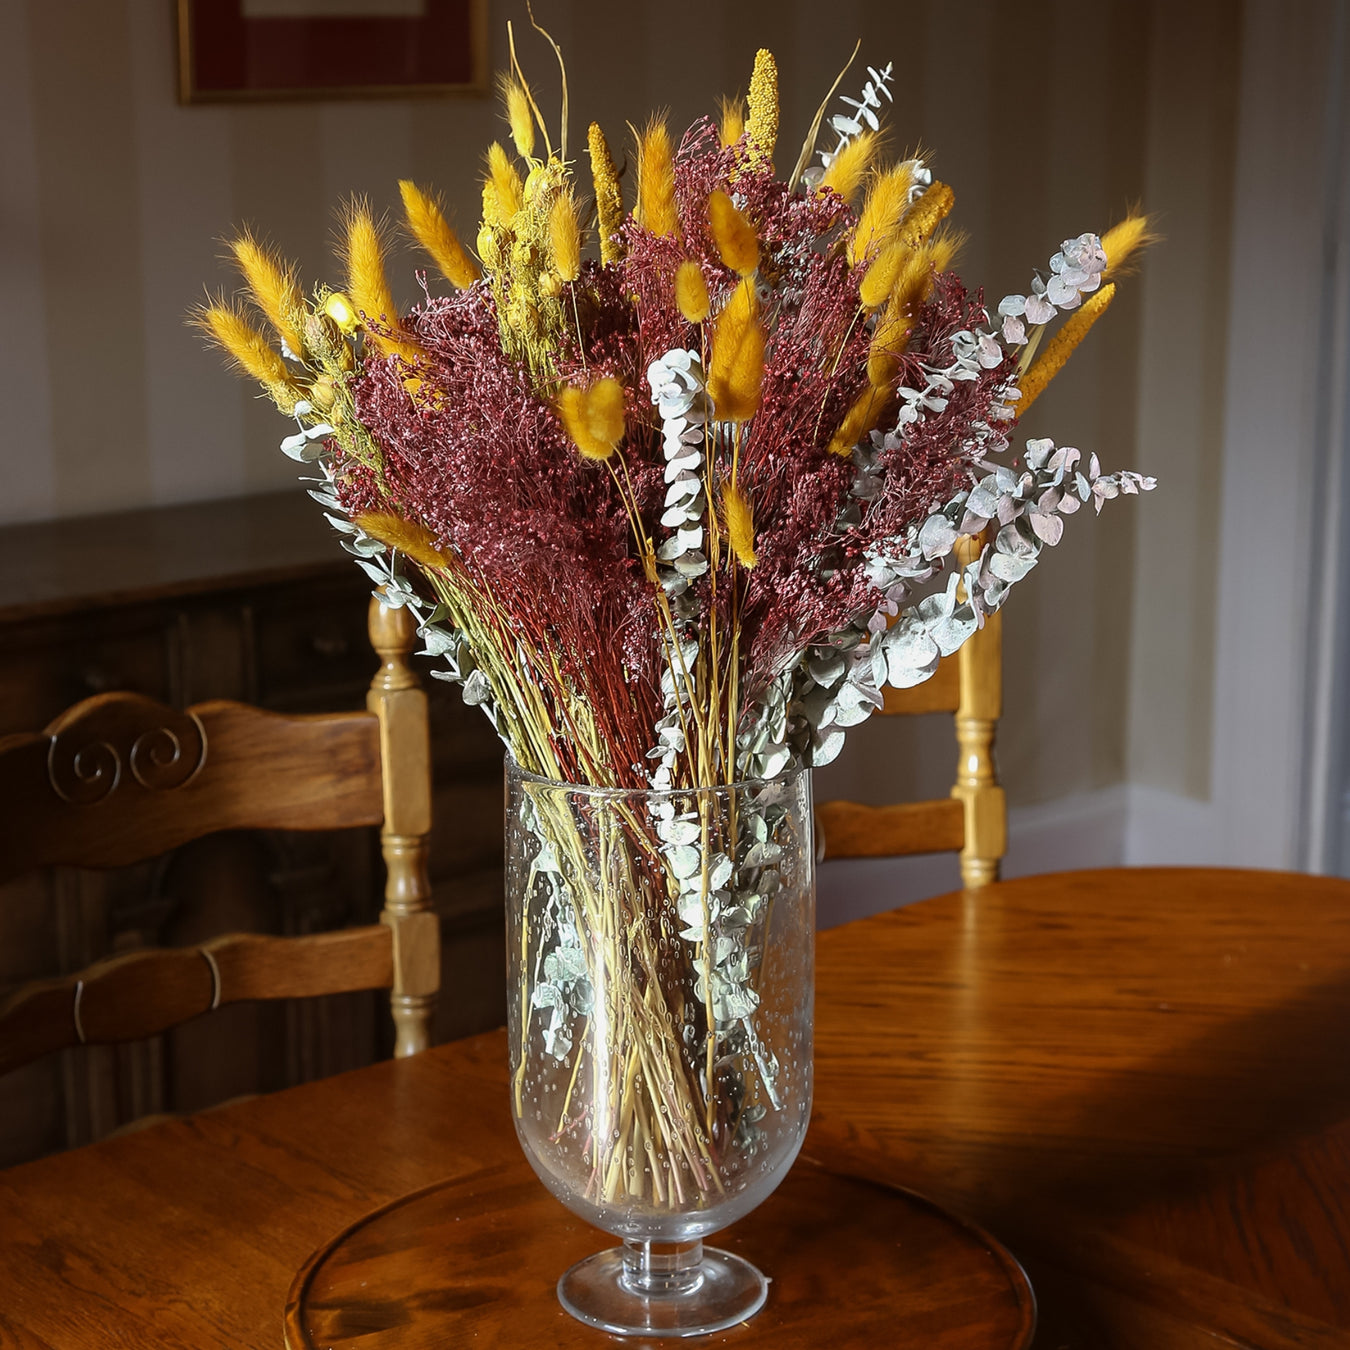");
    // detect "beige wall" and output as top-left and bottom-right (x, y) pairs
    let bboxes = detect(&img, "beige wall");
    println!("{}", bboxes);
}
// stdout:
(0, 0), (1241, 814)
